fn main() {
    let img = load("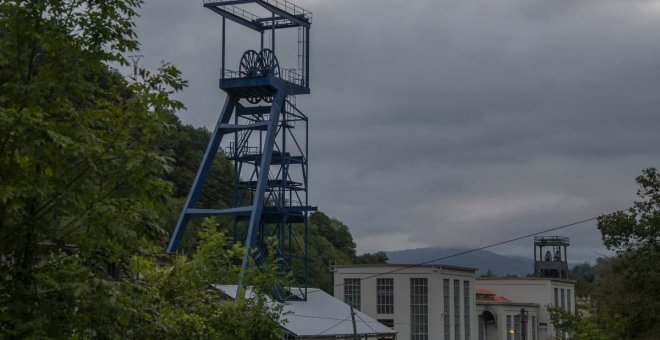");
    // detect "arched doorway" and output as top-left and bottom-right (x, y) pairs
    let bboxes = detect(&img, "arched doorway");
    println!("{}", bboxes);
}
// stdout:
(479, 310), (498, 340)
